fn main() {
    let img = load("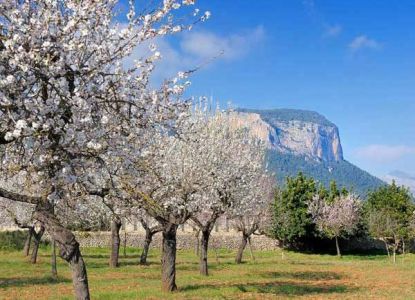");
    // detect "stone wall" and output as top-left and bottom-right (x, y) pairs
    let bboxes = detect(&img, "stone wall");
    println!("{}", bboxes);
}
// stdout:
(44, 230), (280, 251)
(35, 229), (414, 253)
